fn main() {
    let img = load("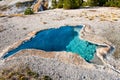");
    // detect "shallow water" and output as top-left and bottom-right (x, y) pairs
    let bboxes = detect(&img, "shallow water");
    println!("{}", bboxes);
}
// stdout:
(2, 25), (97, 61)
